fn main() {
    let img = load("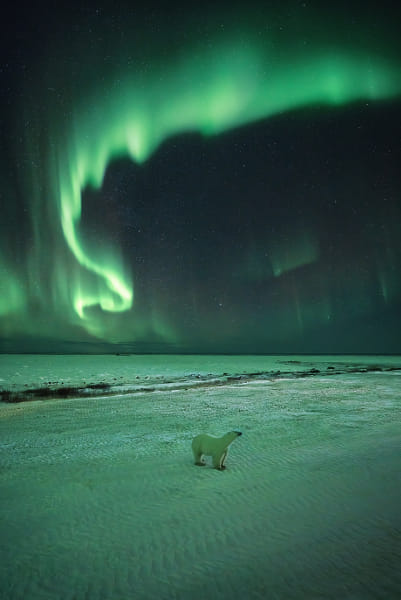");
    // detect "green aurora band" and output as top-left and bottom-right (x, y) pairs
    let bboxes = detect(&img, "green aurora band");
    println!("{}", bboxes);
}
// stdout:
(1, 21), (401, 348)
